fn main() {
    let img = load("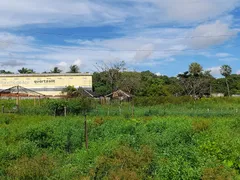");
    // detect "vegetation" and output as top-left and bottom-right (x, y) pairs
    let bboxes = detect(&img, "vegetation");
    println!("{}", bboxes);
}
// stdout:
(2, 61), (239, 97)
(0, 70), (14, 74)
(93, 62), (240, 97)
(68, 65), (80, 73)
(0, 98), (240, 179)
(50, 67), (62, 73)
(220, 65), (232, 97)
(18, 67), (35, 74)
(1, 61), (240, 179)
